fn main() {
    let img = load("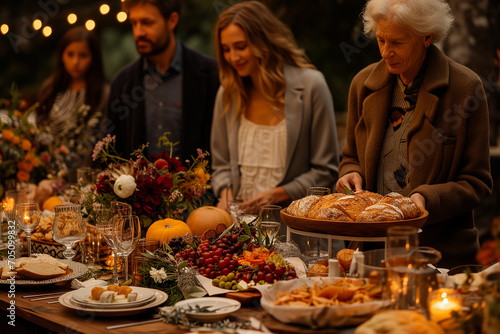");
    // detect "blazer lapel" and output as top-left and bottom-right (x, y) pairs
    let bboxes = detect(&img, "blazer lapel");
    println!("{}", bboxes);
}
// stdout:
(407, 45), (449, 140)
(362, 61), (394, 190)
(283, 65), (304, 175)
